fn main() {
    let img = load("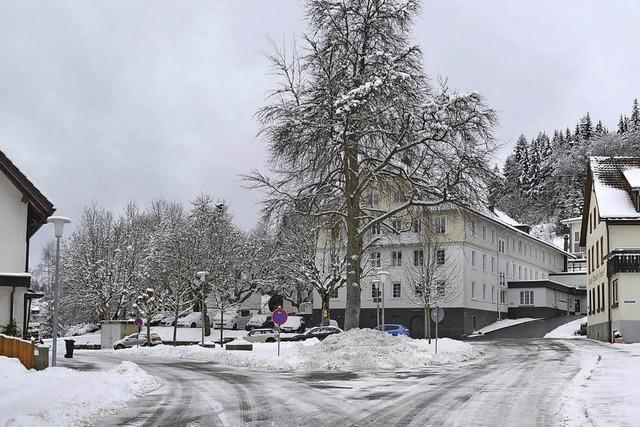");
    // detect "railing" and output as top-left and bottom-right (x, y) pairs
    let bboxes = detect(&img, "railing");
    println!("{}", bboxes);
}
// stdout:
(0, 334), (35, 369)
(608, 252), (640, 277)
